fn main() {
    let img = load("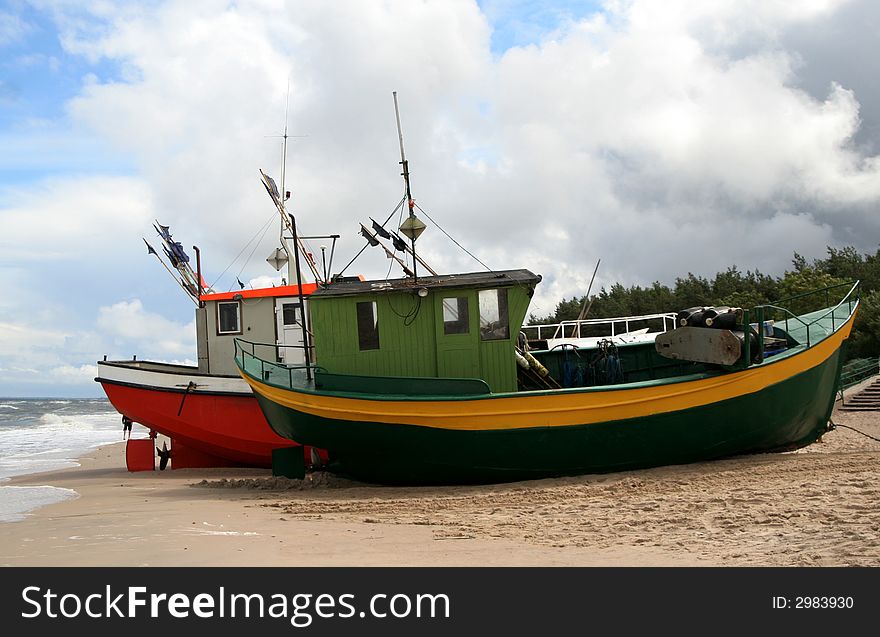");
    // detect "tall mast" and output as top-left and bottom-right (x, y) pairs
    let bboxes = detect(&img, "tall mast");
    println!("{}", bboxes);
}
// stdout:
(270, 88), (313, 381)
(280, 83), (291, 233)
(281, 123), (291, 282)
(393, 91), (423, 281)
(280, 135), (313, 381)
